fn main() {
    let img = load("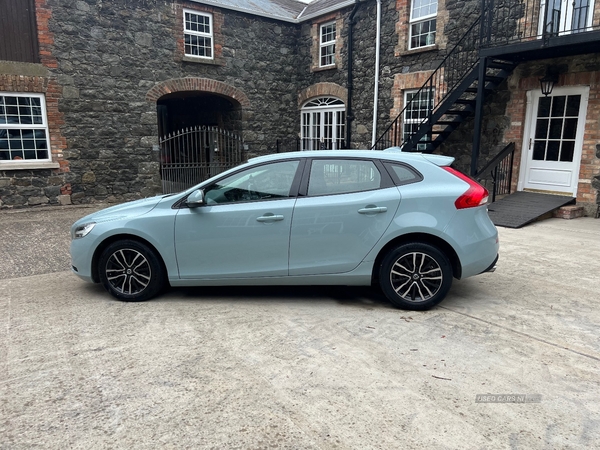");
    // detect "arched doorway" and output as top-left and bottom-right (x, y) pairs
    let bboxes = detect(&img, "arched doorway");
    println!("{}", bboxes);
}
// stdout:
(147, 78), (250, 193)
(301, 96), (346, 150)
